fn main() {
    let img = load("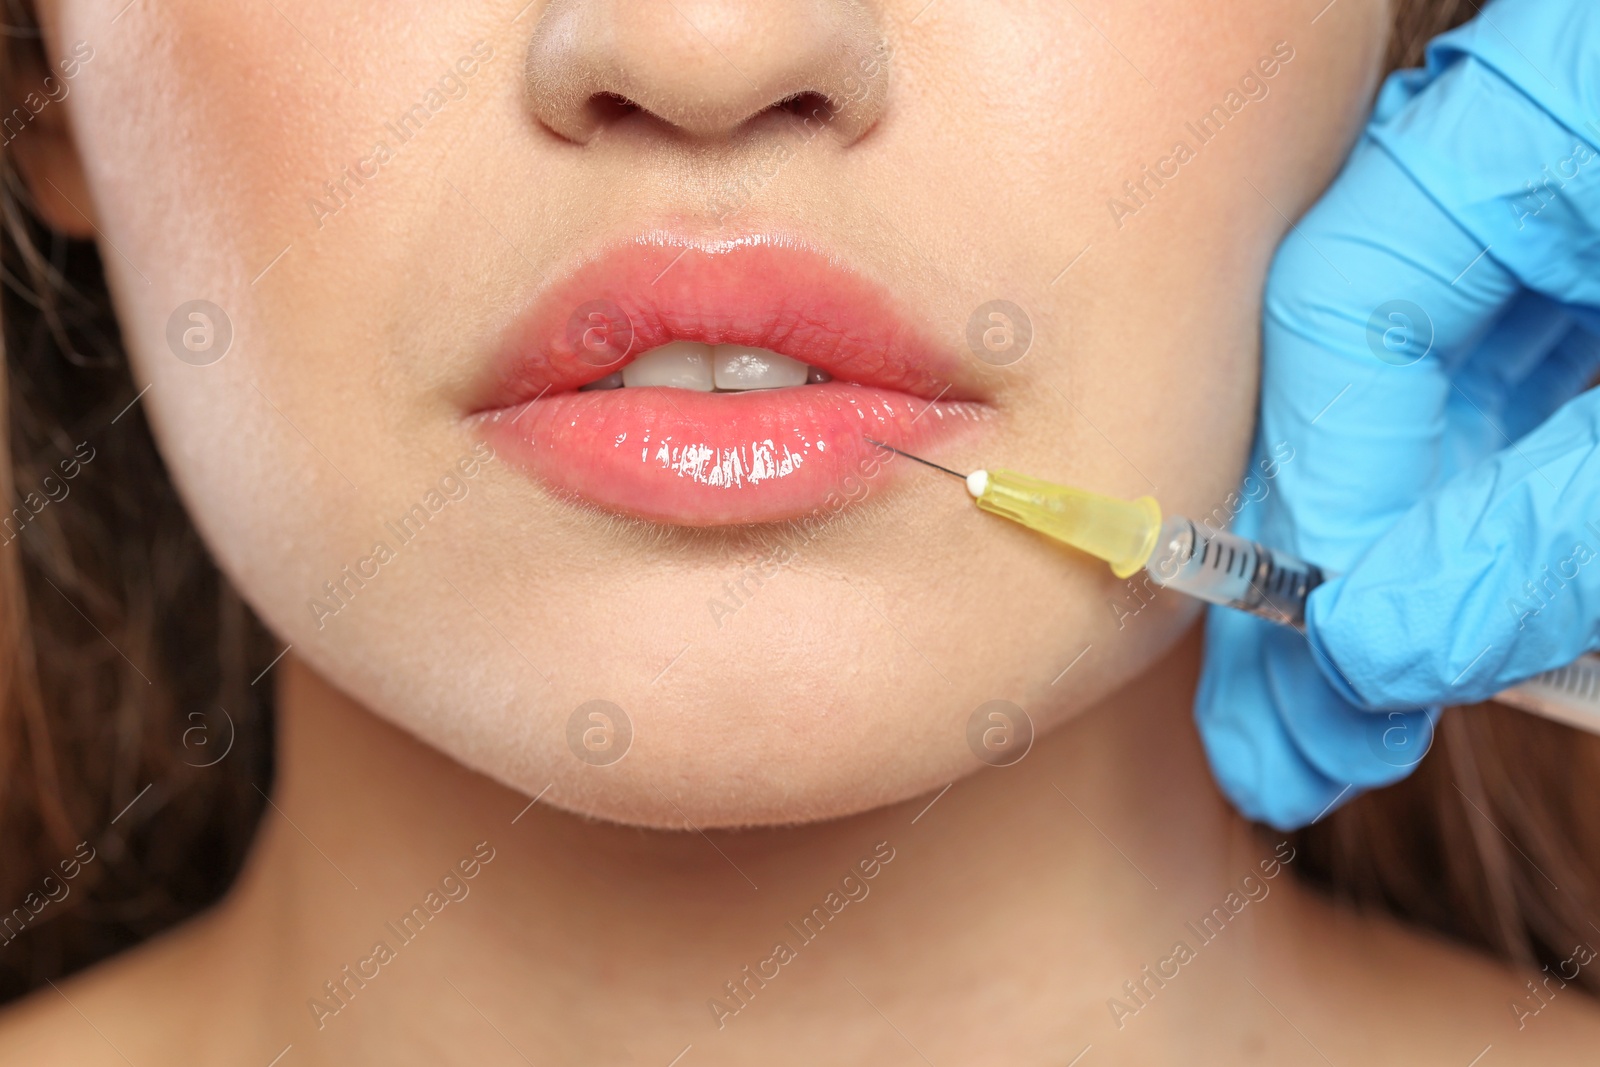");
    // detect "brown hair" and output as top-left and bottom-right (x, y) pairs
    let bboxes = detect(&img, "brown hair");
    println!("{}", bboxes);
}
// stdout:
(0, 10), (275, 999)
(0, 0), (1568, 1005)
(1385, 0), (1468, 70)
